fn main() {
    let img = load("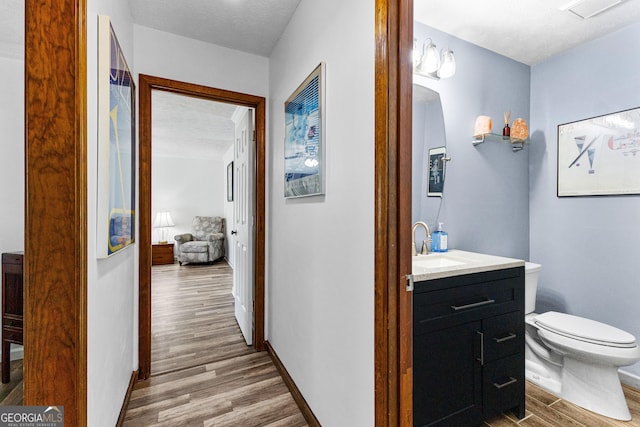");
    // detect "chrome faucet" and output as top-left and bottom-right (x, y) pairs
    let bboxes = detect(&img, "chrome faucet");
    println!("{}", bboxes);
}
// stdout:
(412, 221), (432, 256)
